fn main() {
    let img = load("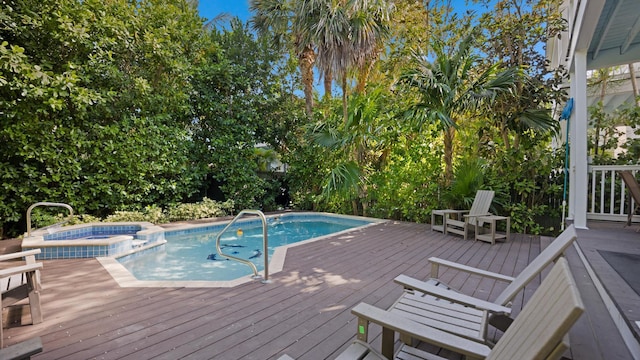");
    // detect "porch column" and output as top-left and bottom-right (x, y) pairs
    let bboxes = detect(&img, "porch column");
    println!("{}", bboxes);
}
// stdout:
(567, 84), (576, 222)
(571, 50), (589, 229)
